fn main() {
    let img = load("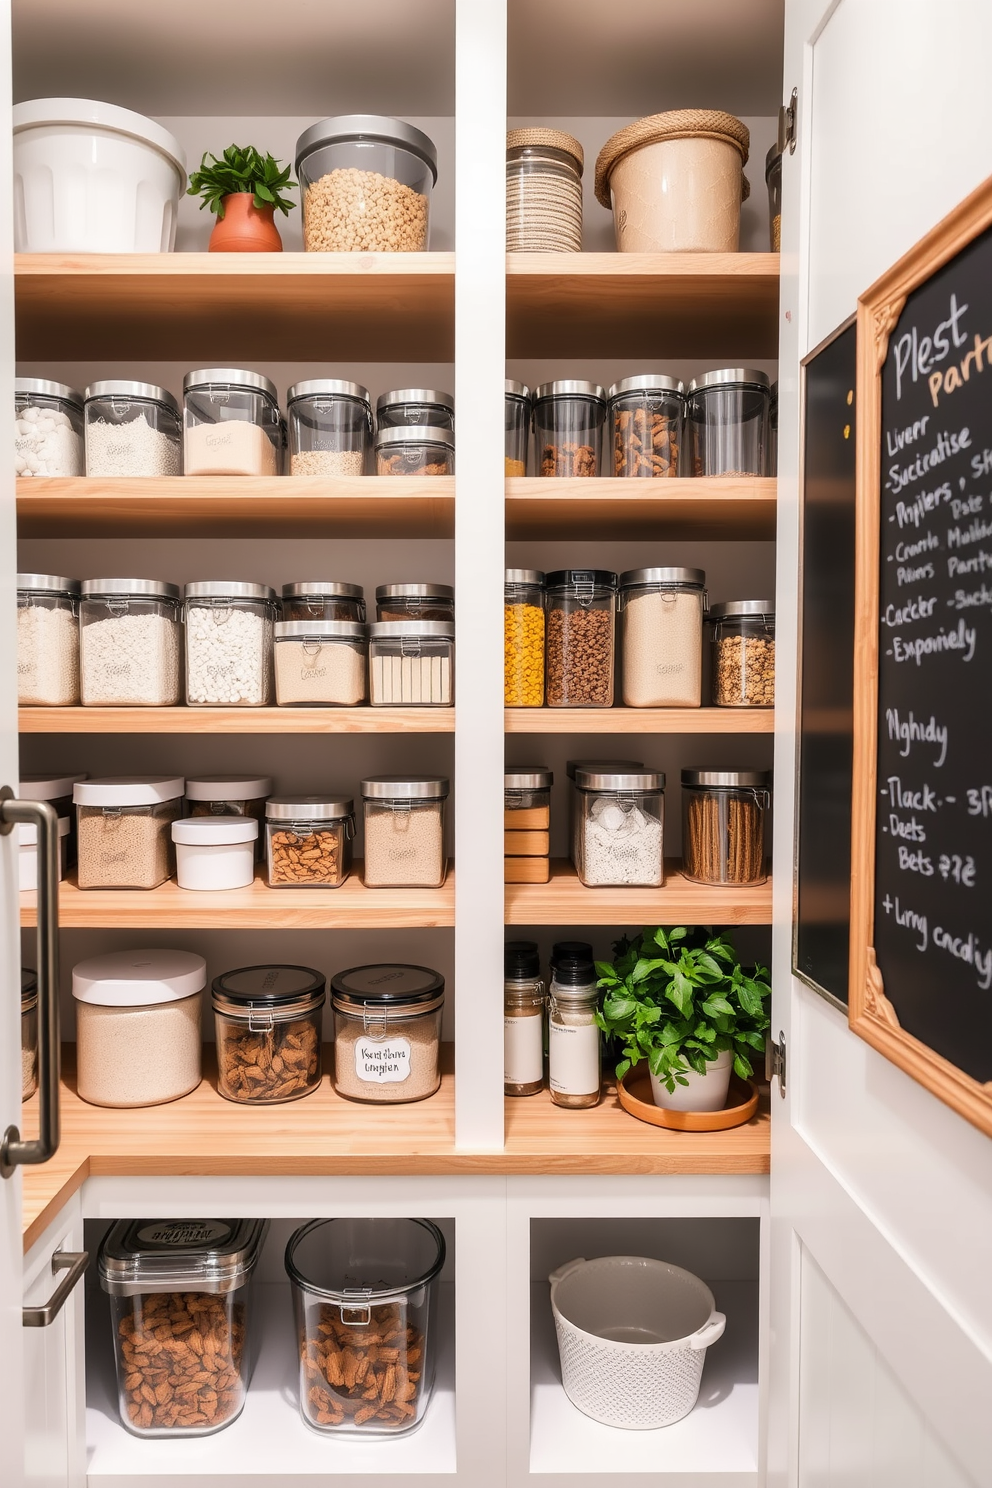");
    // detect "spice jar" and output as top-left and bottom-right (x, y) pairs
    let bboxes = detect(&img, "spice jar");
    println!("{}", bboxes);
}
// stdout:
(173, 816), (258, 891)
(573, 767), (665, 887)
(505, 766), (552, 885)
(506, 128), (583, 252)
(84, 380), (182, 477)
(505, 380), (531, 475)
(21, 772), (87, 866)
(19, 814), (70, 891)
(369, 621), (454, 705)
(766, 145), (782, 251)
(504, 569), (545, 706)
(212, 963), (325, 1103)
(274, 620), (368, 706)
(619, 567), (705, 707)
(79, 578), (182, 707)
(709, 601), (775, 706)
(99, 1217), (267, 1437)
(681, 768), (771, 885)
(265, 796), (355, 888)
(534, 381), (606, 477)
(687, 369), (771, 478)
(295, 115), (437, 253)
(376, 388), (454, 430)
(184, 774), (272, 861)
(330, 963), (444, 1103)
(361, 775), (448, 888)
(545, 569), (617, 707)
(14, 378), (83, 476)
(74, 775), (184, 889)
(548, 958), (601, 1109)
(374, 425), (454, 476)
(376, 583), (454, 623)
(72, 948), (204, 1106)
(183, 369), (282, 477)
(505, 940), (545, 1096)
(287, 379), (373, 476)
(184, 581), (278, 706)
(282, 581), (366, 624)
(17, 573), (80, 706)
(21, 968), (38, 1099)
(608, 376), (684, 478)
